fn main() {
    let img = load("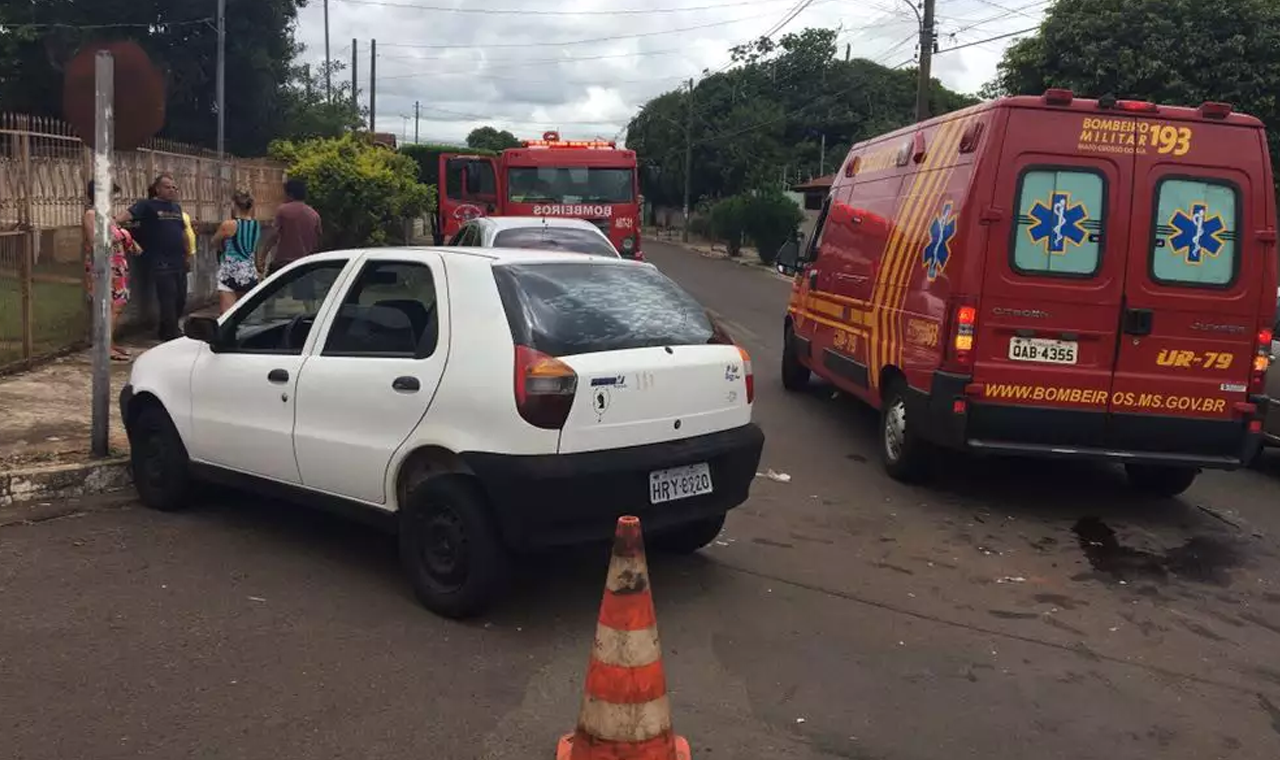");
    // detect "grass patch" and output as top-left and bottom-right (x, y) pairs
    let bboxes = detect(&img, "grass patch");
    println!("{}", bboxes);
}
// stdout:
(0, 275), (89, 367)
